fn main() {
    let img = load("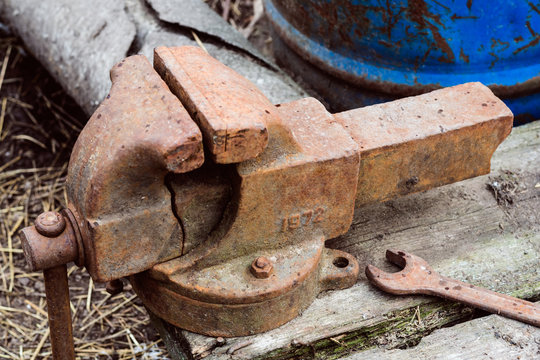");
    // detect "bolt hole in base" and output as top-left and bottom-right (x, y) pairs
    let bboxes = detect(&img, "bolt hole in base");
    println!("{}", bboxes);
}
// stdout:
(333, 256), (349, 268)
